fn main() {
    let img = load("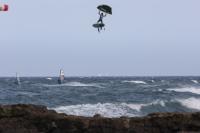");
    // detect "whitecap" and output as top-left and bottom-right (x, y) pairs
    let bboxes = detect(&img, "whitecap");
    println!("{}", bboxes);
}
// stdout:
(191, 80), (199, 84)
(123, 103), (146, 112)
(168, 87), (200, 95)
(122, 80), (147, 84)
(176, 97), (200, 110)
(65, 82), (98, 87)
(151, 80), (155, 83)
(41, 82), (102, 88)
(52, 100), (167, 118)
(46, 78), (52, 80)
(152, 99), (166, 107)
(52, 103), (147, 118)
